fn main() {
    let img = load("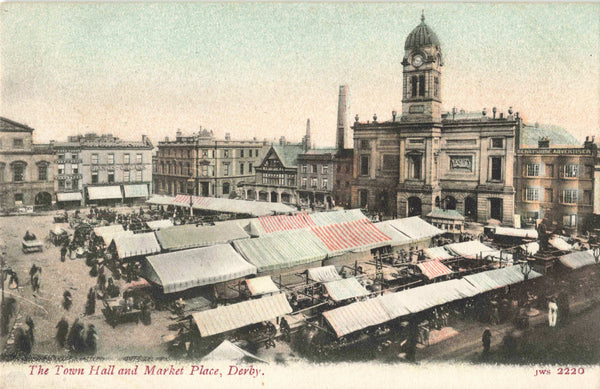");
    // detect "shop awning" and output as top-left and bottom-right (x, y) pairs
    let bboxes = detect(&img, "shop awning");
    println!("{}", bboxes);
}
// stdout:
(559, 250), (596, 270)
(373, 221), (412, 246)
(309, 209), (368, 226)
(549, 236), (573, 251)
(56, 192), (83, 202)
(243, 276), (280, 296)
(463, 266), (542, 294)
(123, 184), (149, 198)
(417, 260), (453, 279)
(445, 241), (498, 259)
(191, 293), (292, 337)
(310, 219), (392, 254)
(233, 229), (329, 273)
(87, 185), (122, 200)
(423, 246), (455, 261)
(145, 219), (174, 231)
(171, 194), (297, 217)
(146, 195), (176, 206)
(494, 227), (538, 239)
(110, 232), (161, 259)
(322, 297), (391, 338)
(257, 213), (316, 234)
(324, 278), (370, 302)
(156, 223), (250, 251)
(307, 265), (342, 283)
(385, 216), (443, 241)
(145, 244), (257, 294)
(202, 340), (268, 363)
